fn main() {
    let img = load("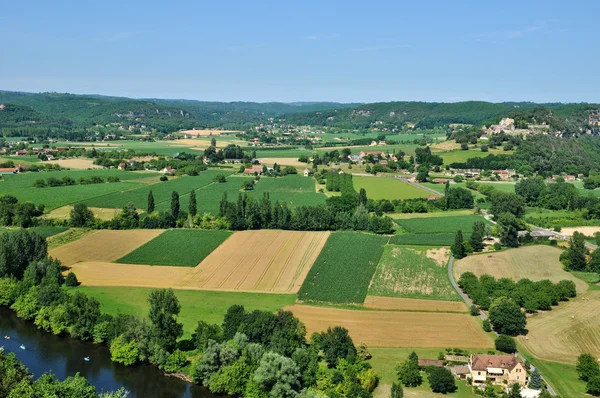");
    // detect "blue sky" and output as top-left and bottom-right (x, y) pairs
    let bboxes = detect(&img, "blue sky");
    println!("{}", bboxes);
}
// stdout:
(1, 1), (598, 103)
